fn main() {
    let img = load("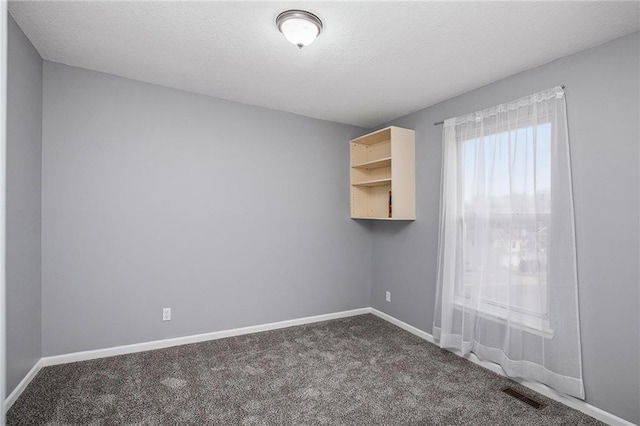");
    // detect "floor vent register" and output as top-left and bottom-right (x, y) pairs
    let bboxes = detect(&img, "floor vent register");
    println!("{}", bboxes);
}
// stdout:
(501, 386), (547, 409)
